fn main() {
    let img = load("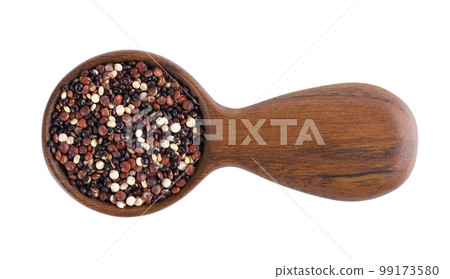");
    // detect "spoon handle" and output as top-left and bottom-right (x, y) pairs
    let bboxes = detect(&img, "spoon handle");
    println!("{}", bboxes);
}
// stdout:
(207, 83), (417, 200)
